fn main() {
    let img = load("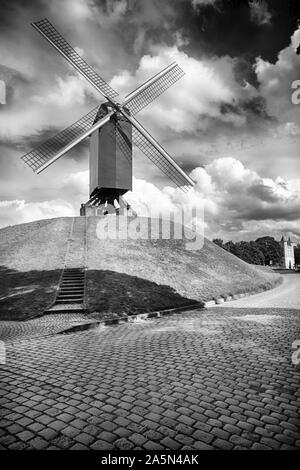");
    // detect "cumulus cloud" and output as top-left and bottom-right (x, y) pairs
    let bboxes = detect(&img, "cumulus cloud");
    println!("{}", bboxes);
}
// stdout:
(1, 156), (299, 242)
(194, 157), (300, 240)
(0, 199), (75, 228)
(0, 65), (98, 141)
(126, 157), (300, 242)
(111, 44), (258, 135)
(255, 26), (300, 121)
